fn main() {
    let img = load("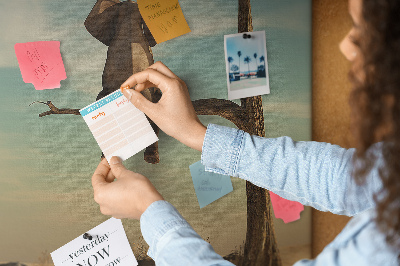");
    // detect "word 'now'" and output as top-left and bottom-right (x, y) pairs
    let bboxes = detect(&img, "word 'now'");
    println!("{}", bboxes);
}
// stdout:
(76, 245), (120, 266)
